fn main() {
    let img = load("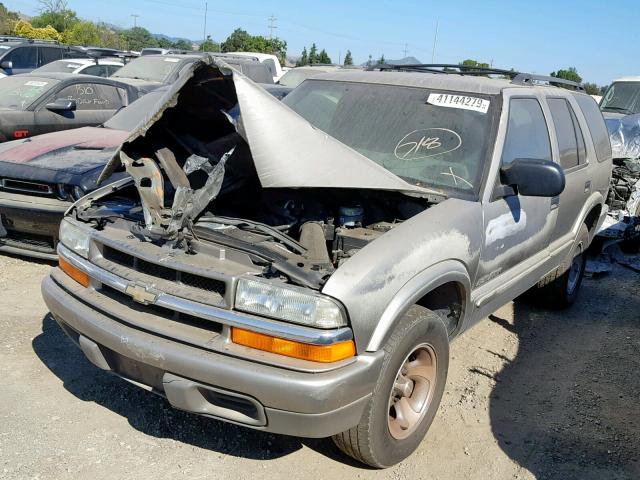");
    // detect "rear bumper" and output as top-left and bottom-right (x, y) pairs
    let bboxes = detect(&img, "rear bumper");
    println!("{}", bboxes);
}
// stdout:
(0, 190), (69, 259)
(42, 273), (383, 438)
